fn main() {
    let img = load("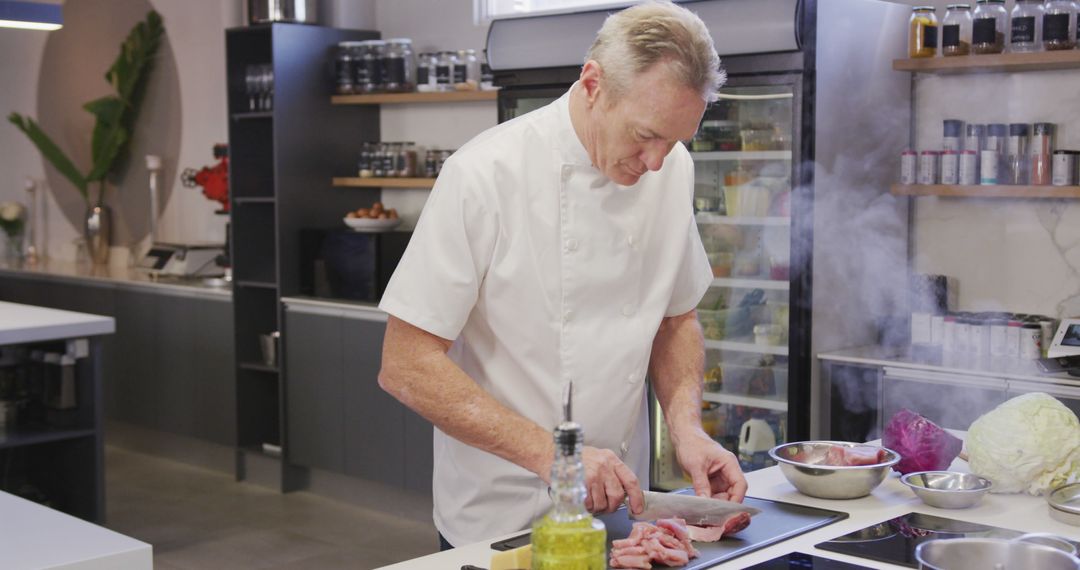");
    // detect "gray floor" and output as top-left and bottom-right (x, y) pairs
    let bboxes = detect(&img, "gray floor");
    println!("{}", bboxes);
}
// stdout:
(104, 446), (440, 569)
